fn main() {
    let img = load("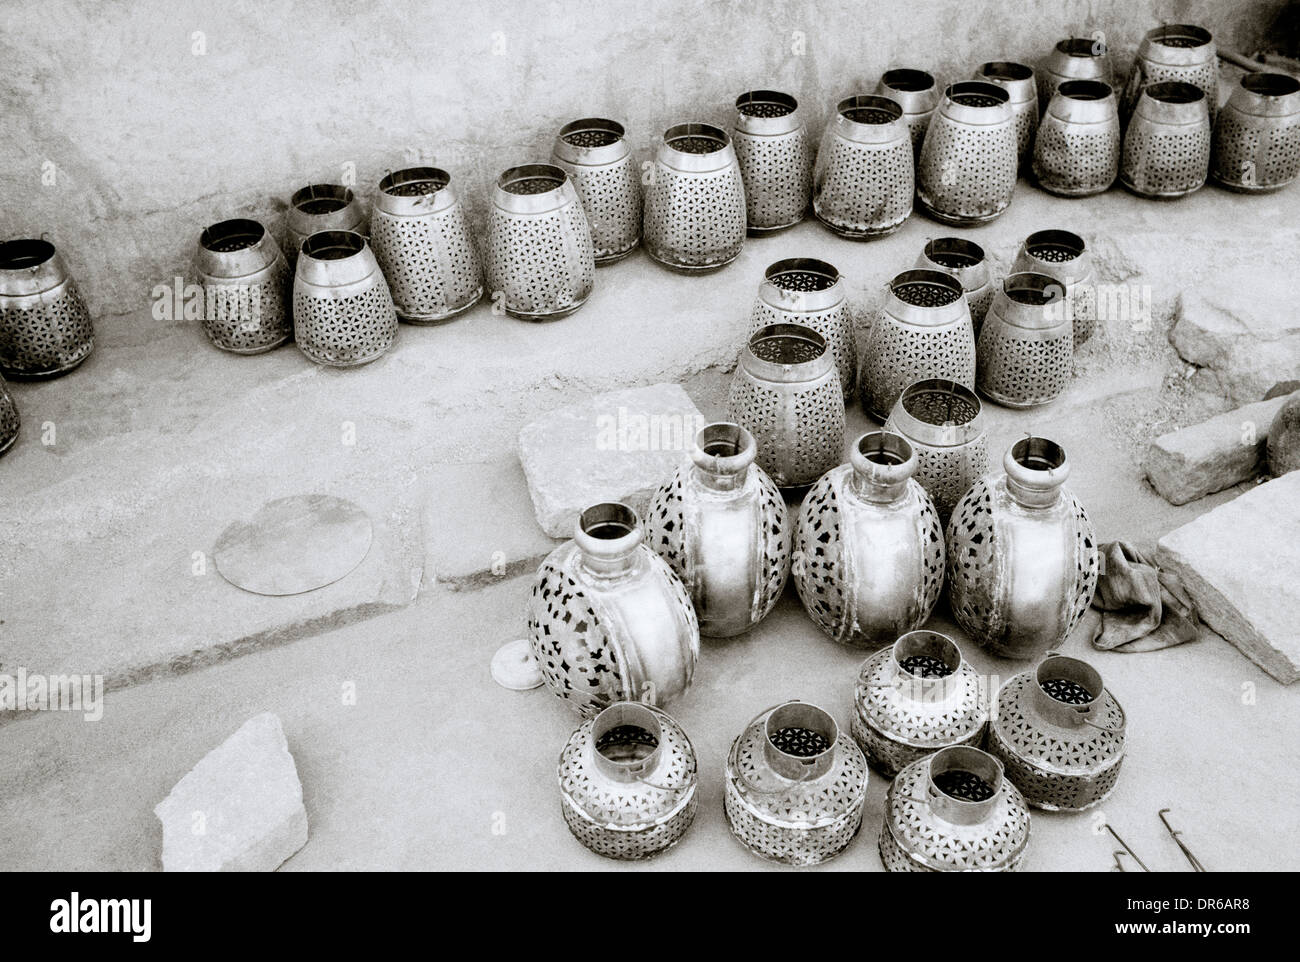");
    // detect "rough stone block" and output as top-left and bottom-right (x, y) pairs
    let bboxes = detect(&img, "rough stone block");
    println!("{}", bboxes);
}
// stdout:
(1143, 393), (1297, 504)
(518, 383), (705, 538)
(155, 713), (308, 871)
(1156, 473), (1300, 684)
